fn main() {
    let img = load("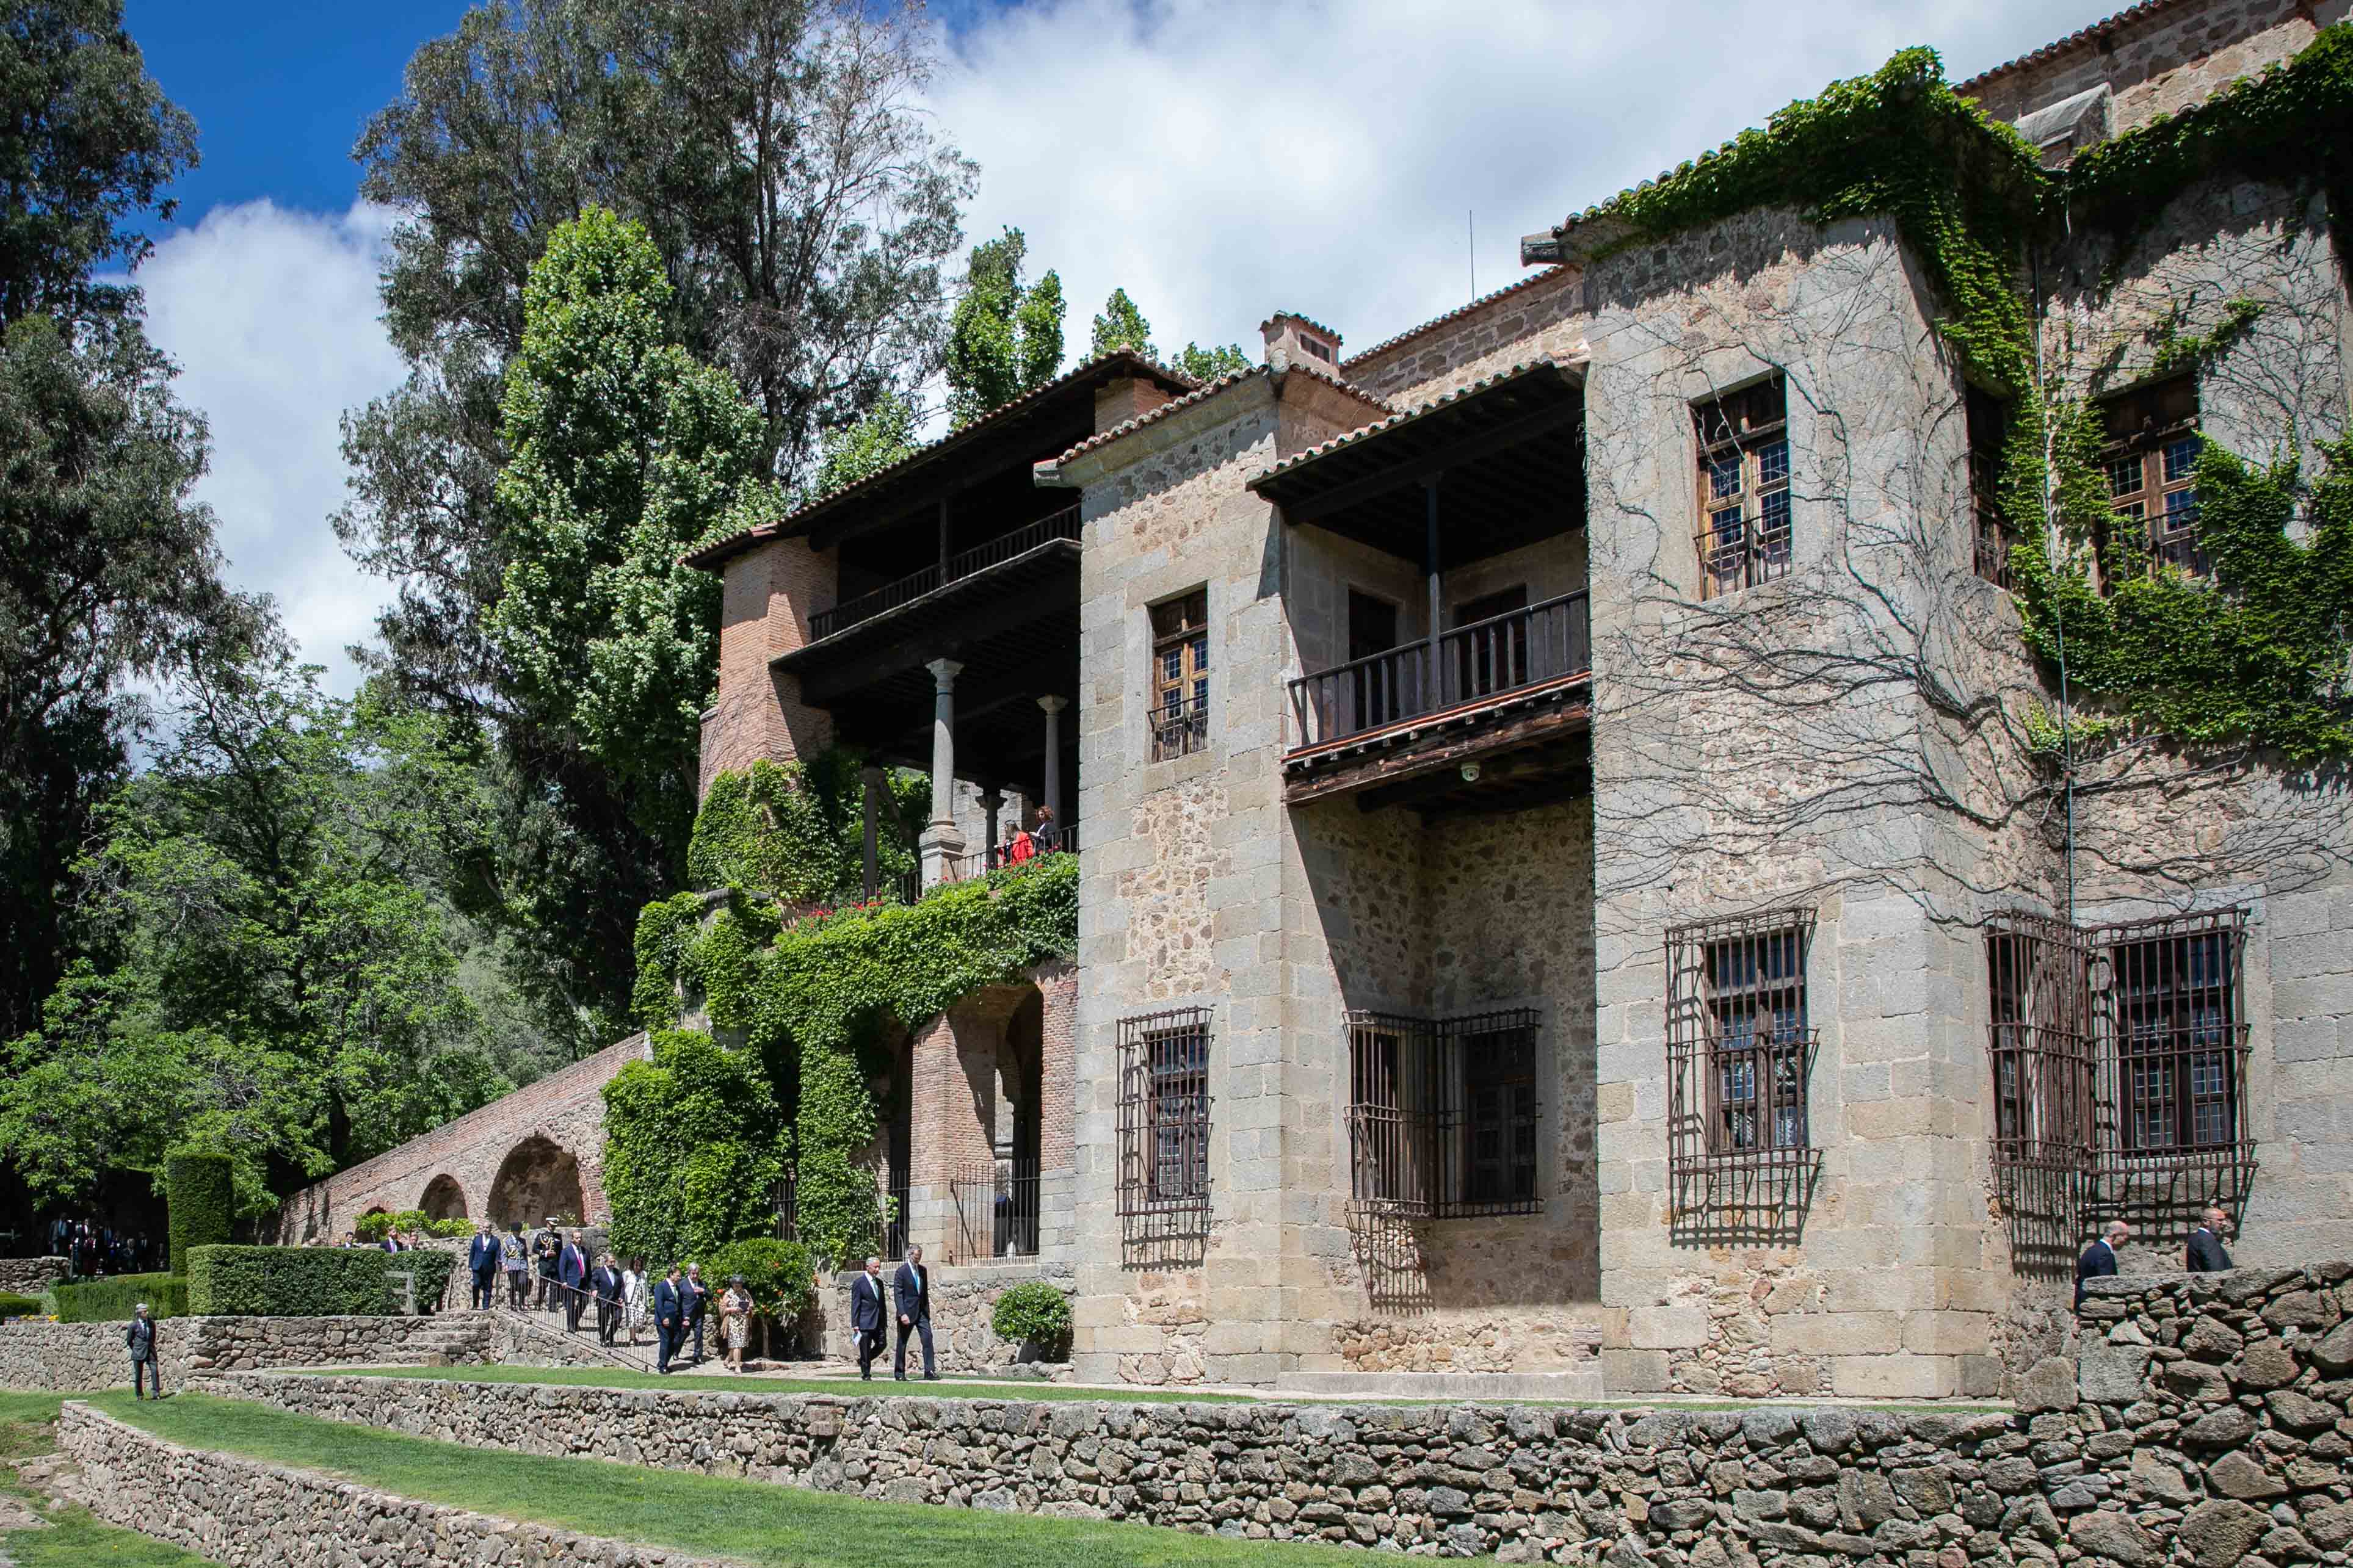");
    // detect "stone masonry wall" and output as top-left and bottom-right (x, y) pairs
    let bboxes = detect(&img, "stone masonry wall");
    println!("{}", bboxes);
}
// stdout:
(274, 1031), (649, 1243)
(201, 1268), (2353, 1563)
(58, 1402), (733, 1568)
(816, 1261), (1075, 1375)
(0, 1256), (66, 1295)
